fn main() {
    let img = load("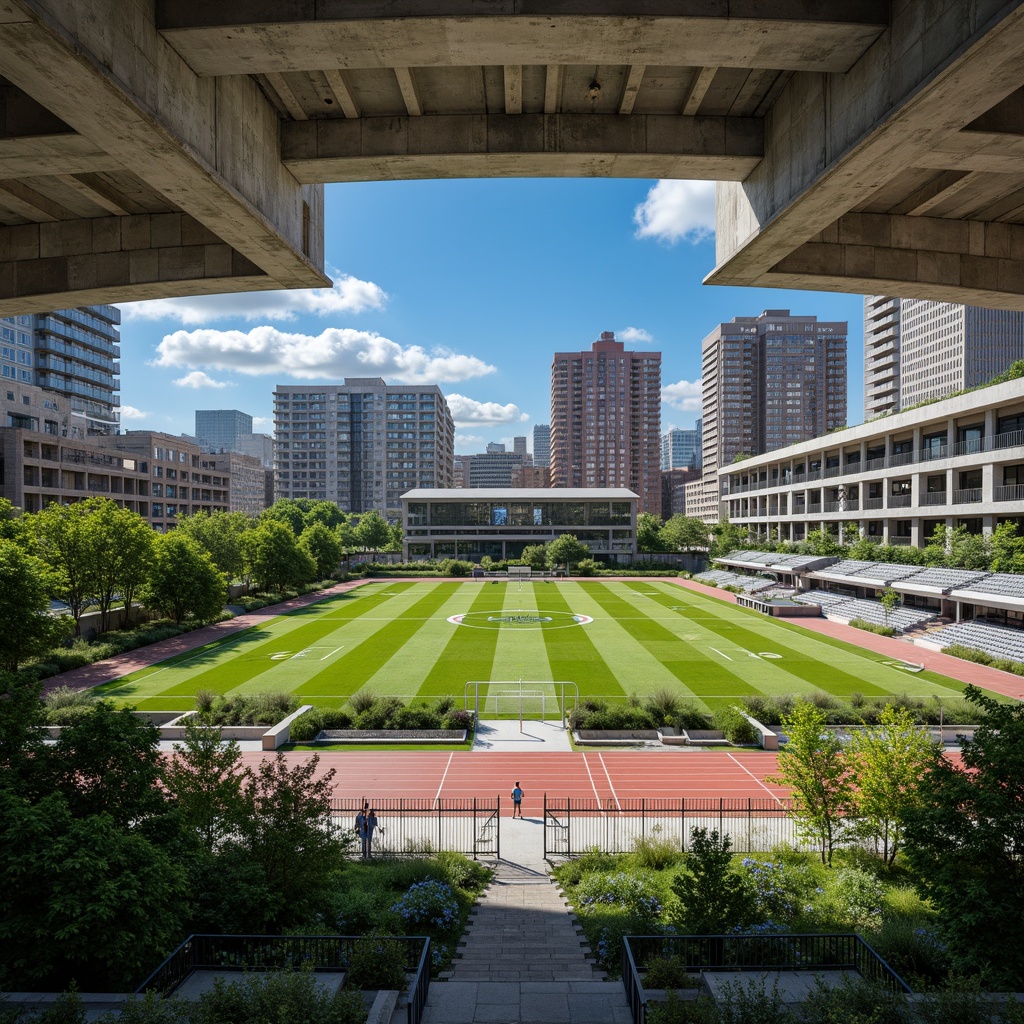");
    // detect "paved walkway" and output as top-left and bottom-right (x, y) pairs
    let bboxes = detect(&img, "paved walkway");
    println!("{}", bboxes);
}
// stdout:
(417, 812), (631, 1024)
